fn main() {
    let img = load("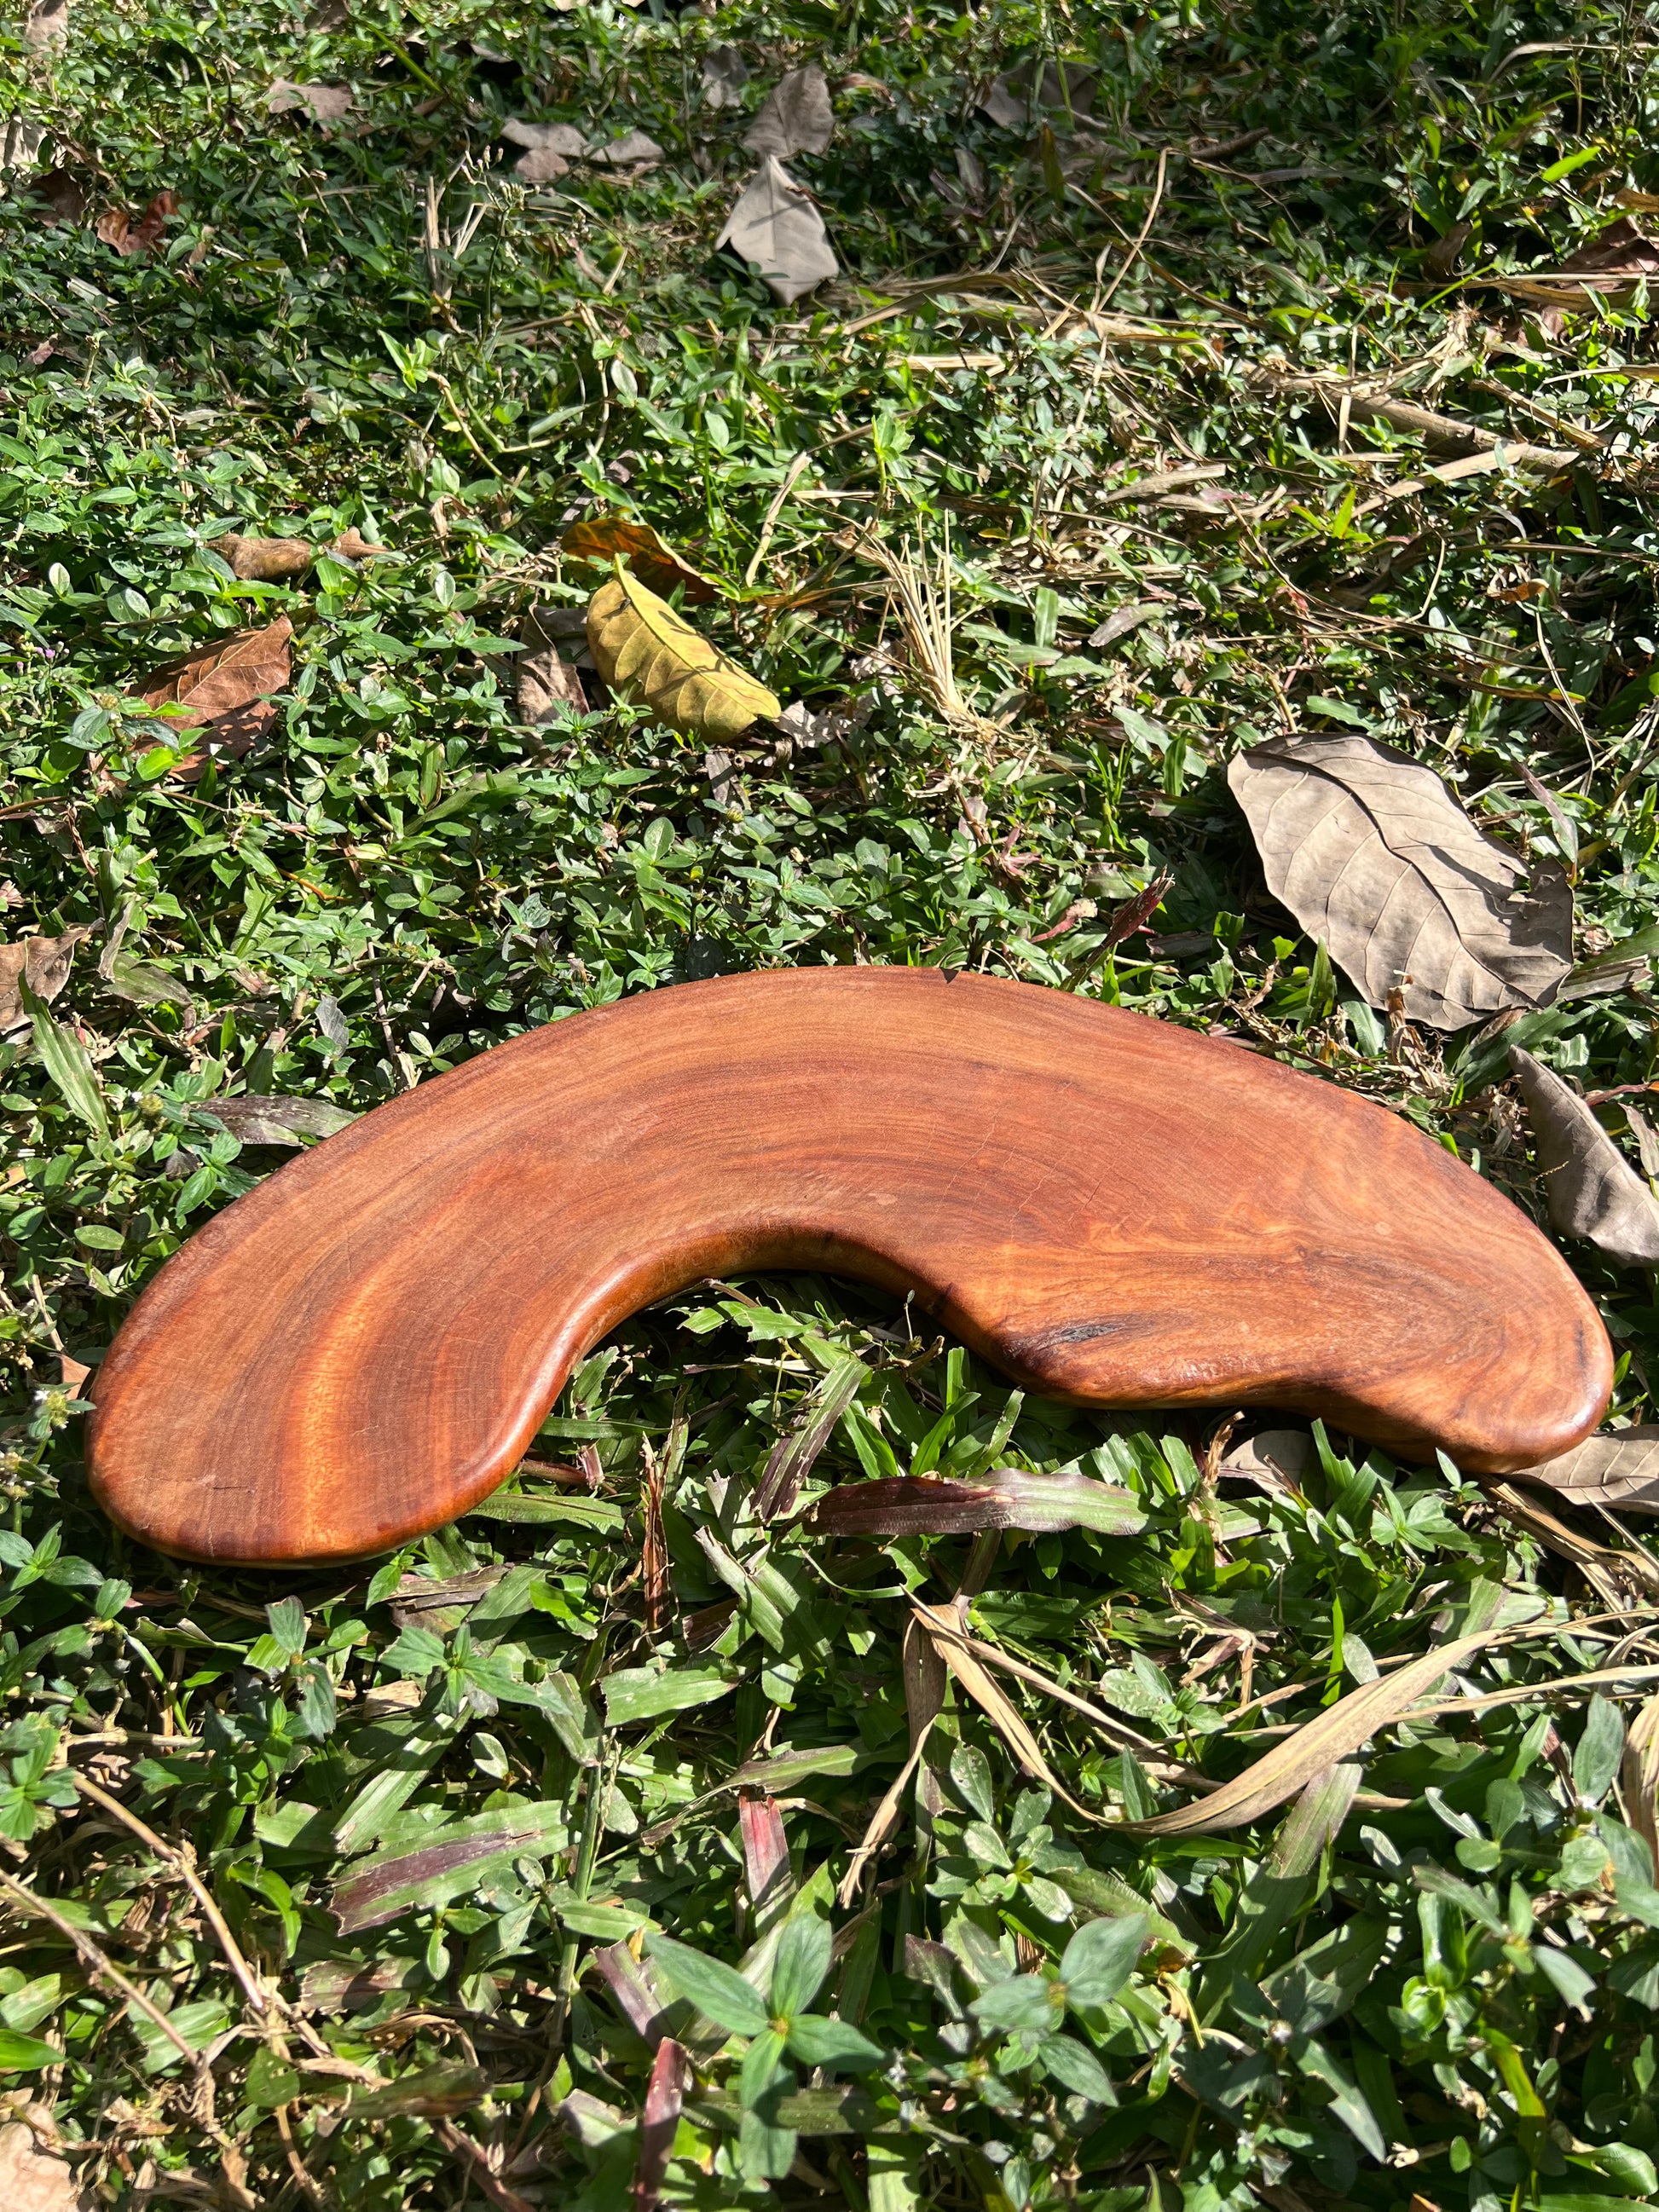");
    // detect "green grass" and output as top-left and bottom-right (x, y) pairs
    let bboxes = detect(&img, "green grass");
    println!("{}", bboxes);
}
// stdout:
(3, 0), (1659, 2205)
